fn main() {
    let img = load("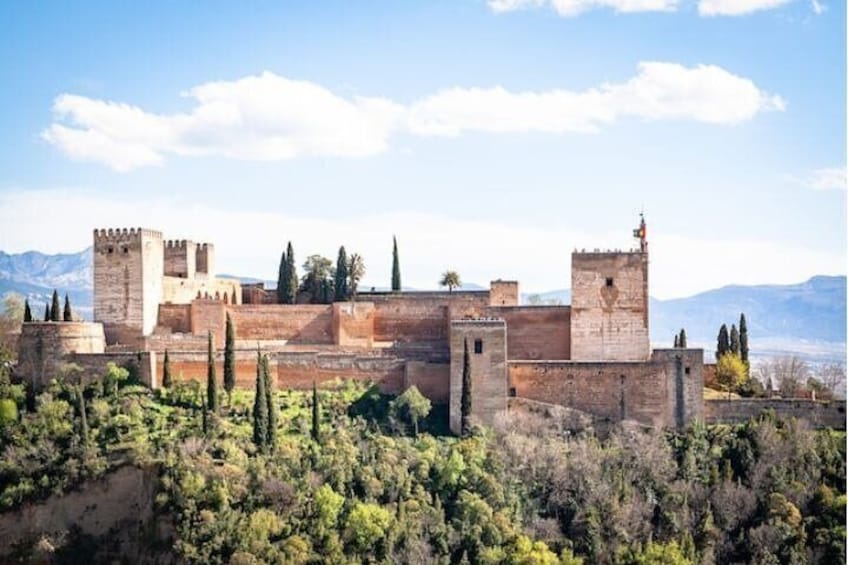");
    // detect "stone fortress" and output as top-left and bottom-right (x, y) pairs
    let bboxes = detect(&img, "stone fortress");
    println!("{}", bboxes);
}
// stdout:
(16, 218), (845, 431)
